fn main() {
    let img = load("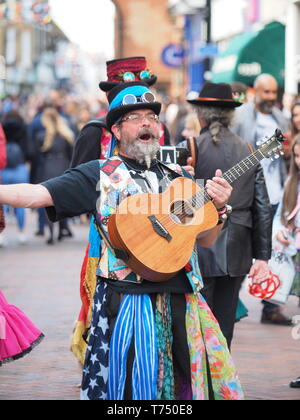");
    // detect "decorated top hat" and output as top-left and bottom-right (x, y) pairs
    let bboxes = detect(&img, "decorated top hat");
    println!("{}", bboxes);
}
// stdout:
(99, 57), (157, 92)
(187, 82), (242, 108)
(106, 81), (161, 132)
